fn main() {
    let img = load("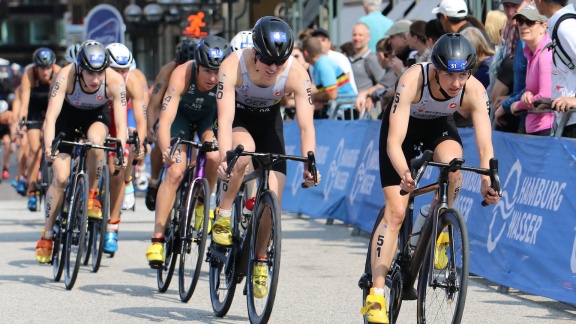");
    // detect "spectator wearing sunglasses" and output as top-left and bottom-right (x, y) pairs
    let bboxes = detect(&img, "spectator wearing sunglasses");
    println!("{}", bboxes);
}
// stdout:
(506, 5), (554, 136)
